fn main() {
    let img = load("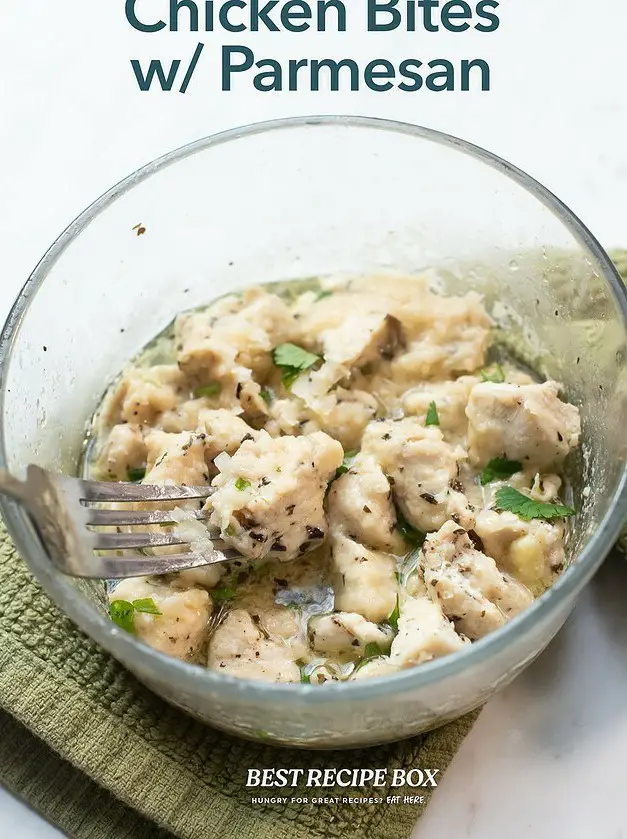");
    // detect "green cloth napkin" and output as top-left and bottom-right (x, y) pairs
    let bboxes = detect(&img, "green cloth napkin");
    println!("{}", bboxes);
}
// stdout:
(0, 523), (479, 839)
(2, 248), (626, 839)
